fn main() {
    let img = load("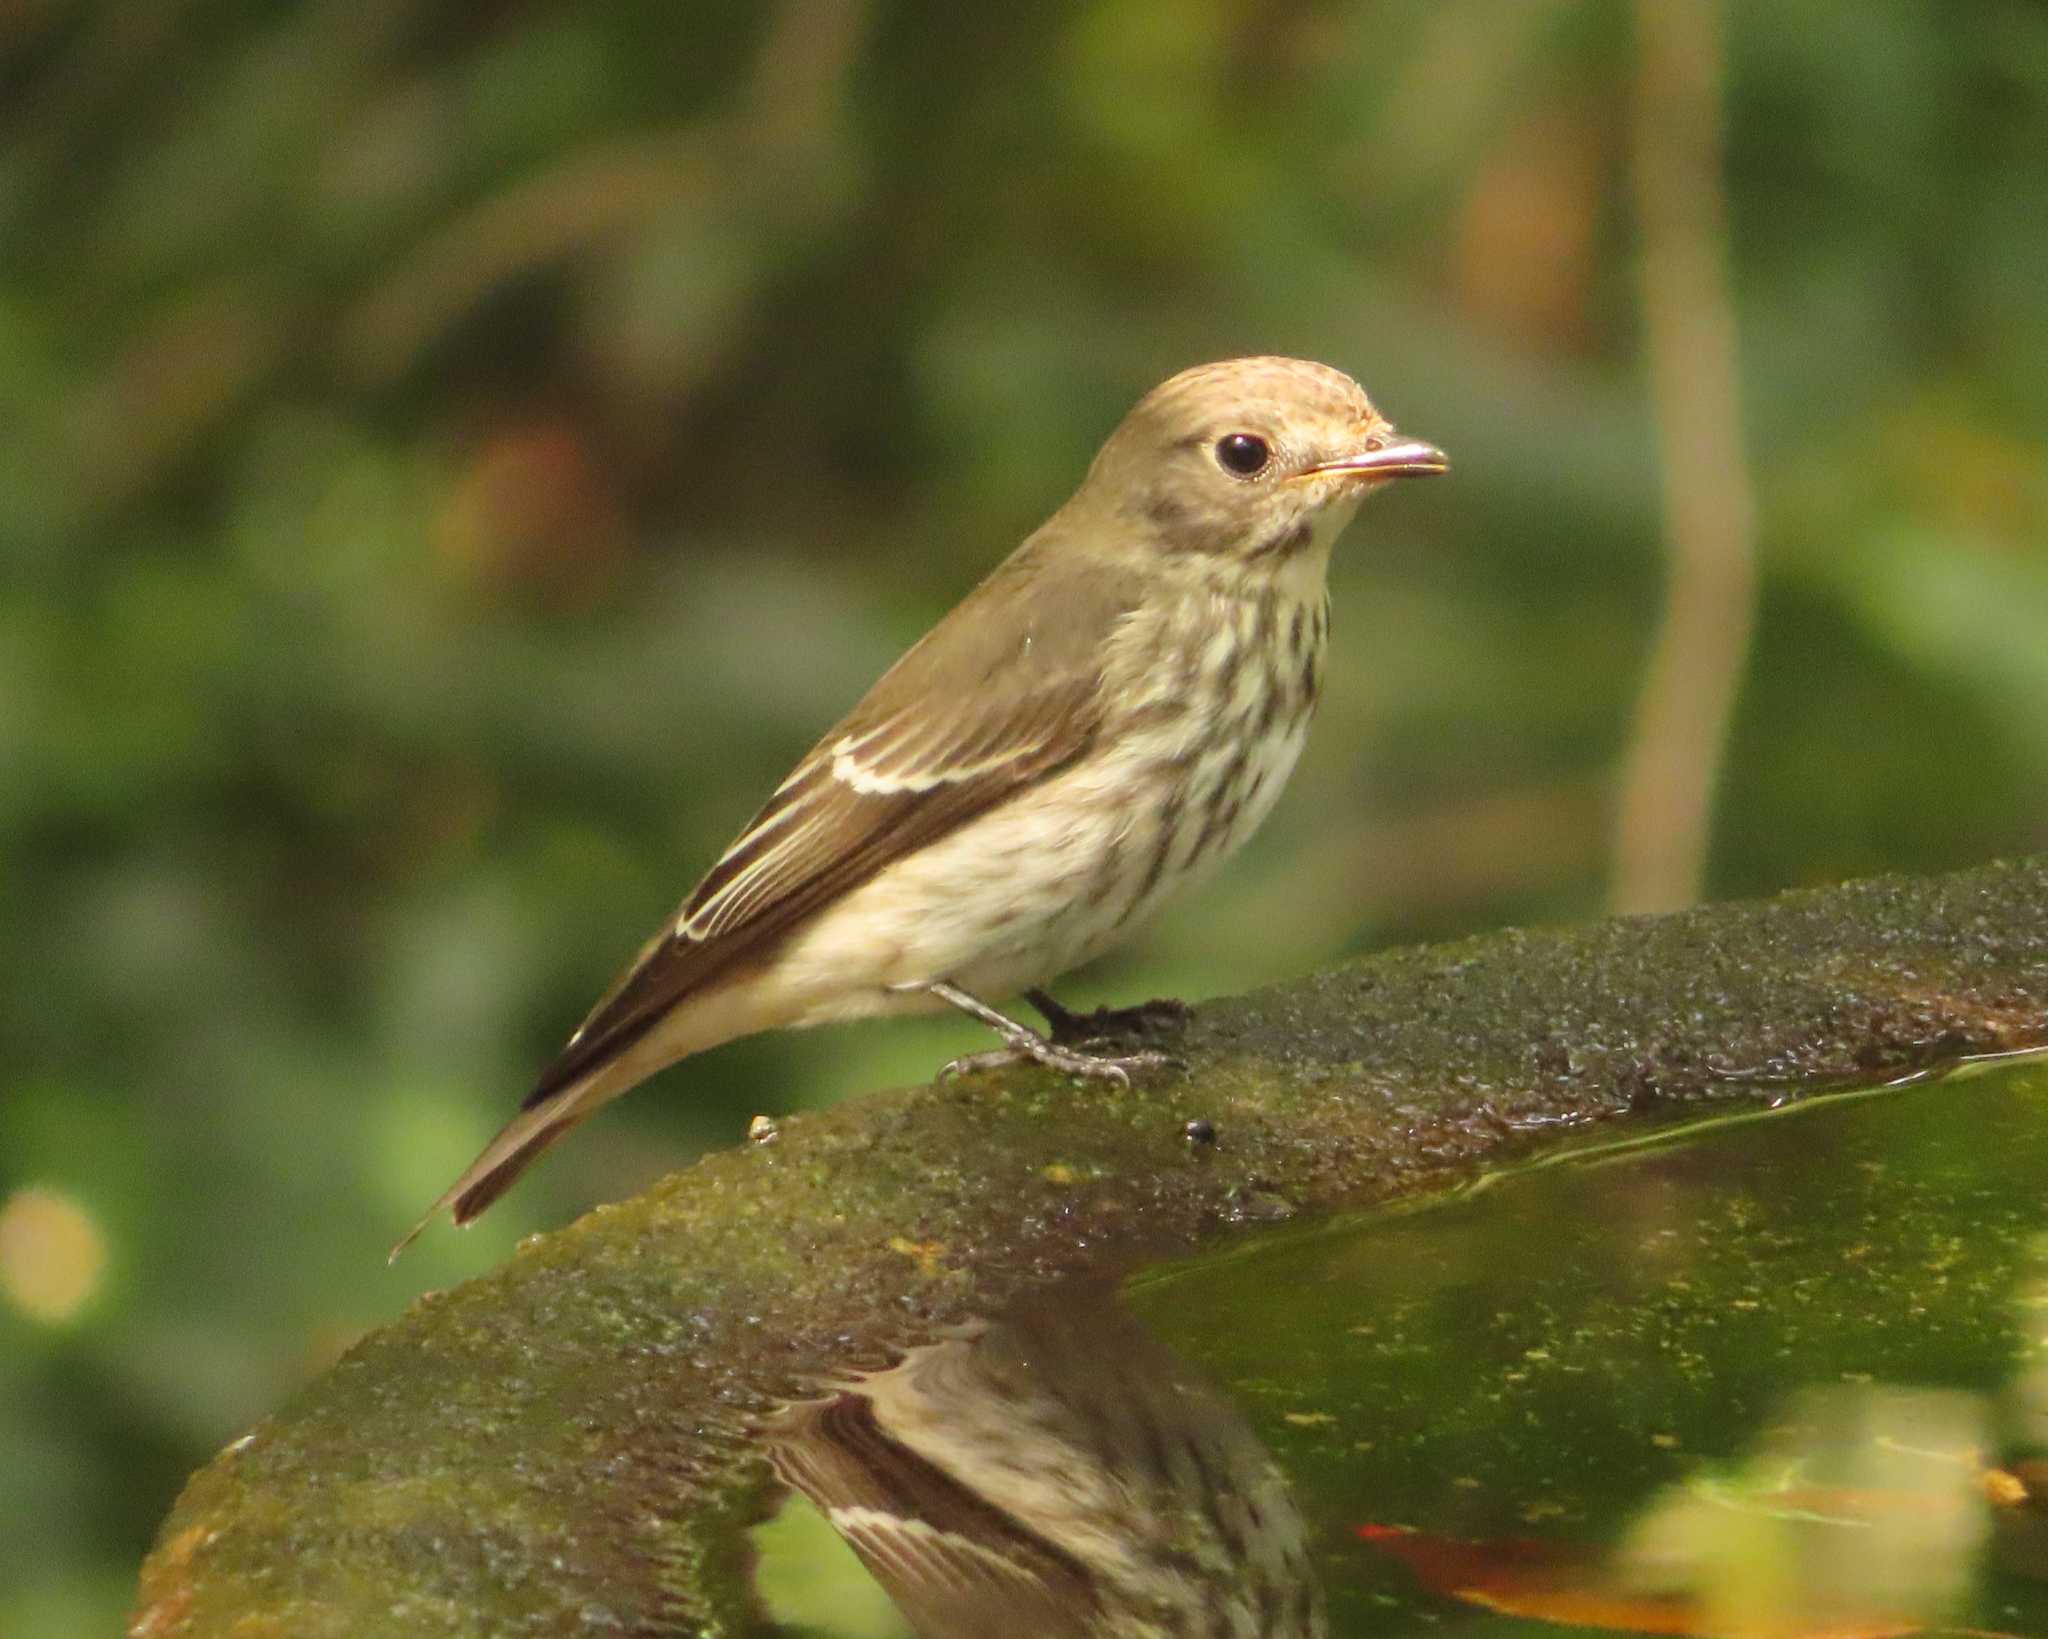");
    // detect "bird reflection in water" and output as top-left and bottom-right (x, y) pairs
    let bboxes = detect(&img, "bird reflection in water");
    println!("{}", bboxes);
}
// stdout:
(763, 1284), (1325, 1638)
